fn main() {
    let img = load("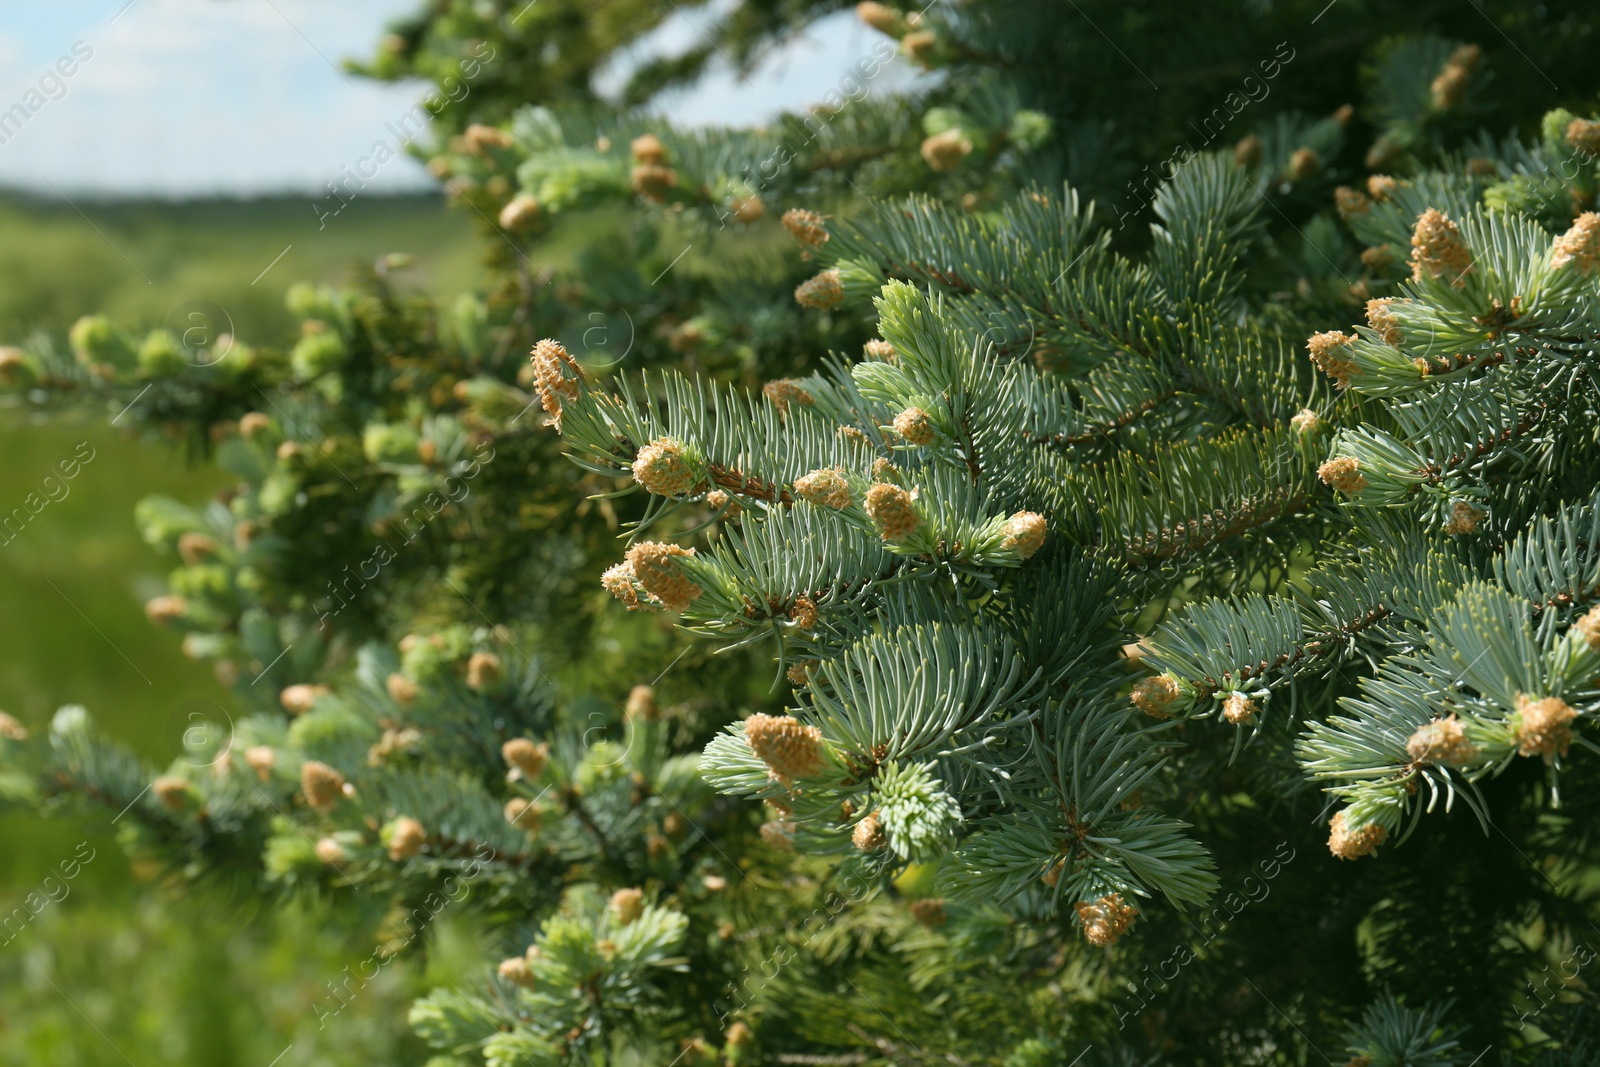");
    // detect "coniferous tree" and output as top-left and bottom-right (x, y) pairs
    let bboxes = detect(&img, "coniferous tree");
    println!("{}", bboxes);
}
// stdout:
(5, 2), (1600, 1064)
